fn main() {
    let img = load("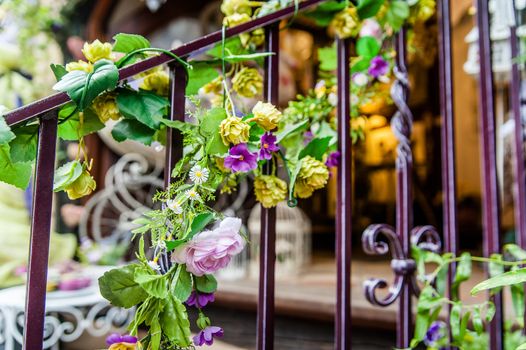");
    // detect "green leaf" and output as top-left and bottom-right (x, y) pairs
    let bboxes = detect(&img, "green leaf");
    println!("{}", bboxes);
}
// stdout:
(111, 119), (156, 145)
(511, 266), (525, 327)
(160, 295), (192, 347)
(473, 306), (484, 334)
(53, 59), (119, 111)
(206, 133), (229, 155)
(195, 274), (217, 293)
(315, 121), (337, 147)
(357, 0), (385, 19)
(505, 244), (526, 260)
(517, 342), (526, 350)
(98, 265), (148, 308)
(356, 36), (381, 58)
(186, 64), (219, 95)
(452, 252), (471, 298)
(53, 160), (83, 192)
(385, 0), (410, 32)
(276, 119), (309, 143)
(0, 114), (15, 145)
(134, 267), (168, 298)
(0, 145), (32, 189)
(417, 285), (442, 312)
(58, 107), (105, 141)
(299, 136), (331, 161)
(471, 268), (526, 295)
(303, 1), (347, 26)
(172, 268), (193, 302)
(112, 33), (151, 53)
(207, 37), (245, 58)
(318, 44), (337, 71)
(450, 302), (462, 341)
(351, 57), (372, 74)
(50, 63), (67, 81)
(186, 212), (215, 240)
(222, 52), (274, 63)
(200, 107), (227, 136)
(166, 239), (186, 252)
(411, 311), (430, 346)
(9, 125), (38, 163)
(486, 301), (496, 322)
(117, 89), (169, 129)
(149, 317), (162, 350)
